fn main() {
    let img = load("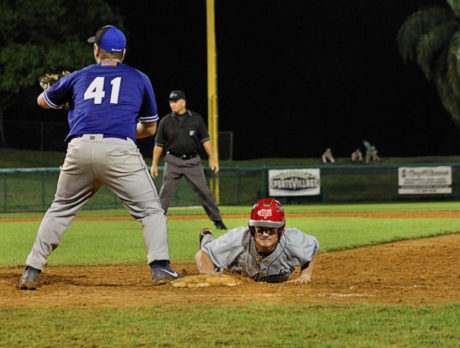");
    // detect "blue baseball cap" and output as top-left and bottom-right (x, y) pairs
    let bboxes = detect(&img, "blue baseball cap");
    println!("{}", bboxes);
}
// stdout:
(87, 25), (126, 53)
